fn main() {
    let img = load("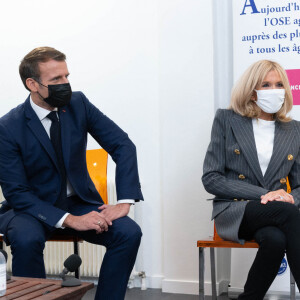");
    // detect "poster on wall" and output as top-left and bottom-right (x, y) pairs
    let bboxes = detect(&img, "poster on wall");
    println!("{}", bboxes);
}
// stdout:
(233, 0), (300, 119)
(231, 0), (300, 293)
